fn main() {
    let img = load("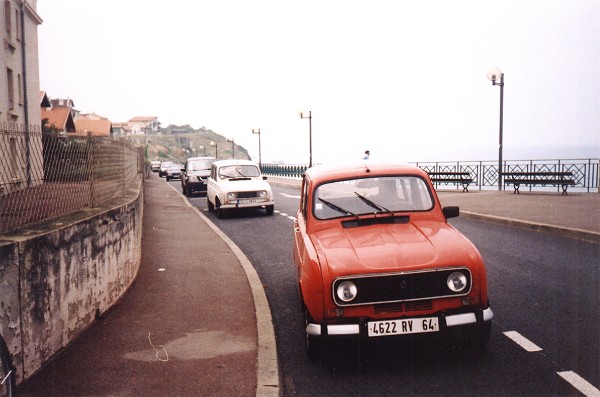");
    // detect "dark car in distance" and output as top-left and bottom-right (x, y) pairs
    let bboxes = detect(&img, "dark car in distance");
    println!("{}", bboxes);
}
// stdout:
(166, 164), (183, 181)
(181, 157), (216, 196)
